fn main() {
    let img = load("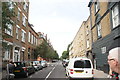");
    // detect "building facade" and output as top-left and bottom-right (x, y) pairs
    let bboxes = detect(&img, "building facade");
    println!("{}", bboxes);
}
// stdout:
(69, 17), (93, 60)
(3, 1), (29, 62)
(88, 1), (120, 73)
(27, 23), (39, 61)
